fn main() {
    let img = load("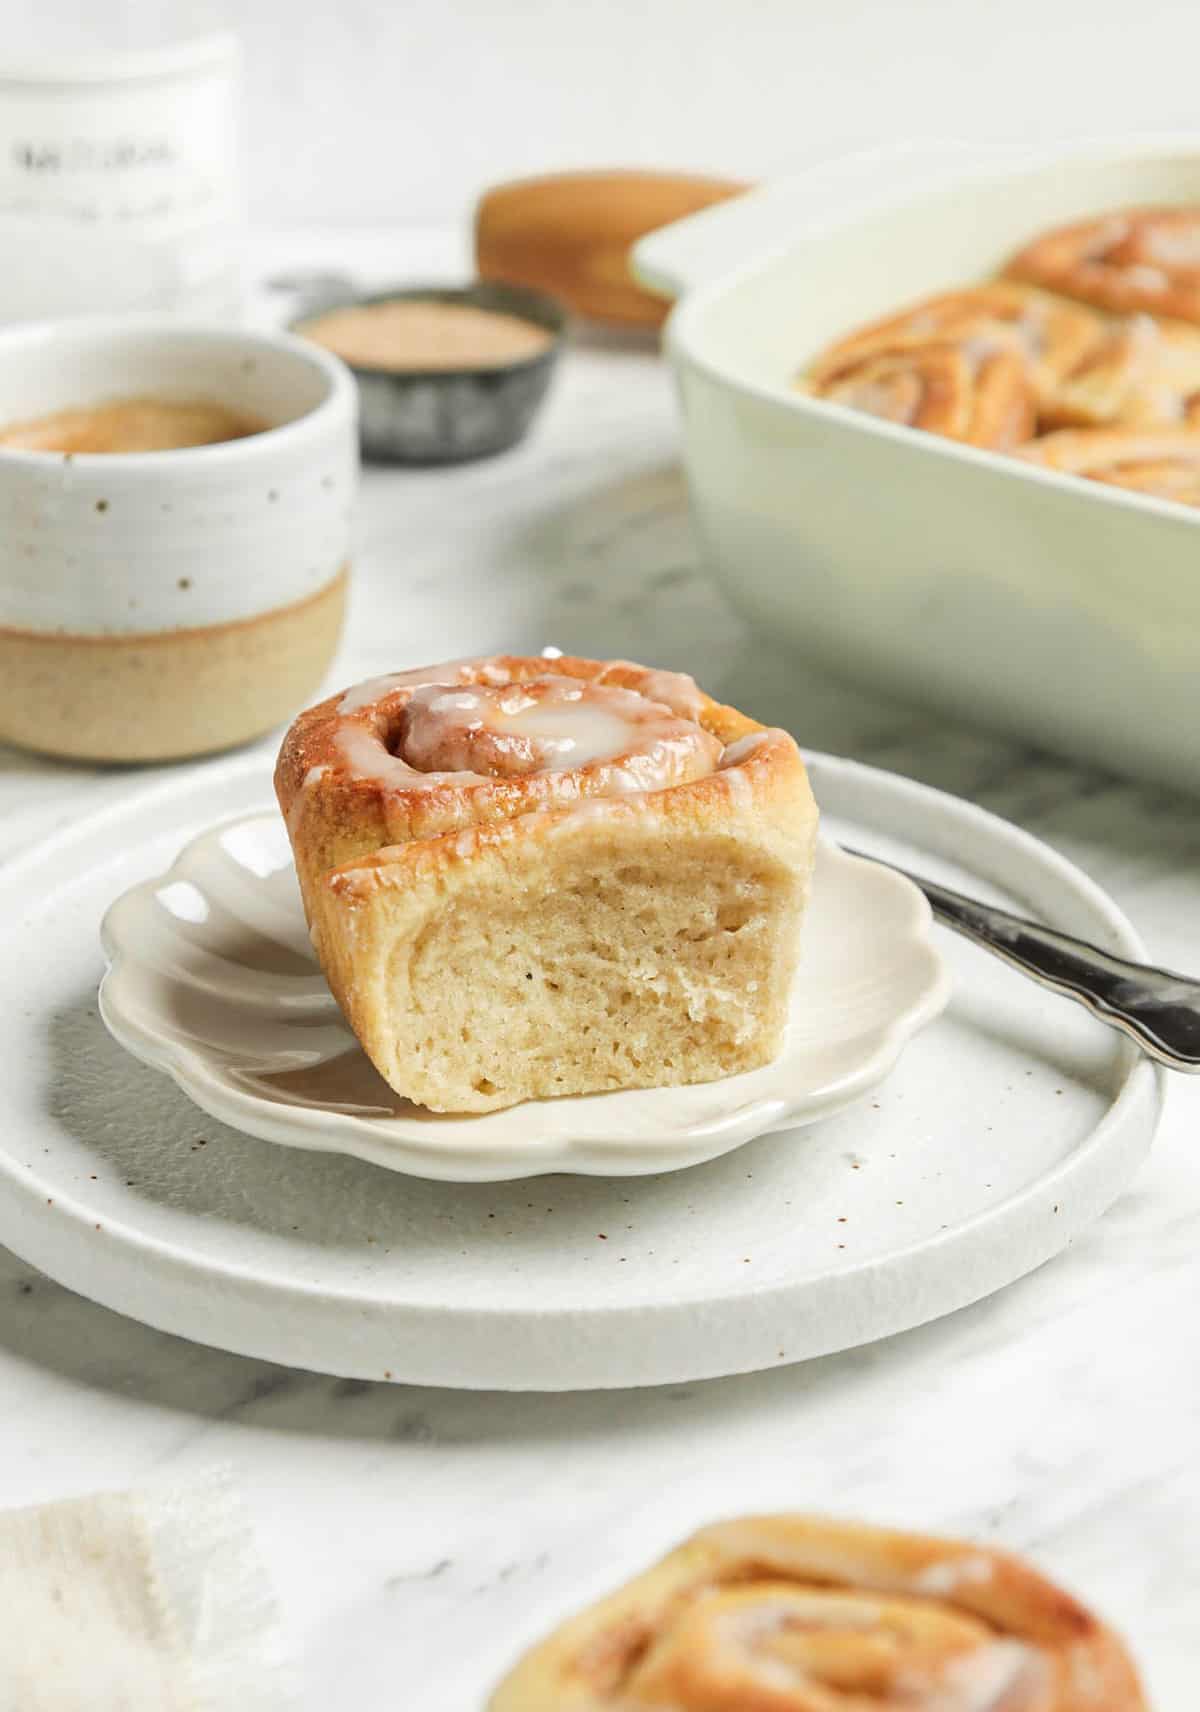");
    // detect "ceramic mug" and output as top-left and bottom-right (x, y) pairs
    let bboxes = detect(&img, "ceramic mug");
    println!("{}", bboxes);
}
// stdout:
(0, 315), (358, 762)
